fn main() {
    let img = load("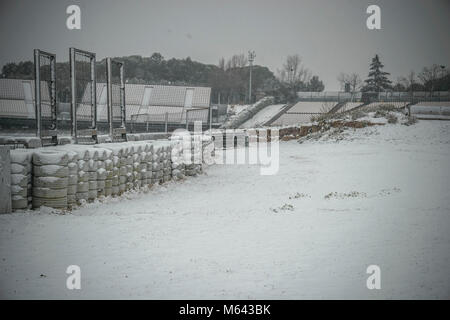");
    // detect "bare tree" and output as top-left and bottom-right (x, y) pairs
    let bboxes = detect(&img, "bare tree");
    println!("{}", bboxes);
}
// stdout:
(225, 53), (248, 70)
(399, 70), (417, 93)
(218, 57), (225, 71)
(337, 72), (362, 93)
(279, 54), (311, 84)
(419, 64), (441, 94)
(348, 73), (362, 93)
